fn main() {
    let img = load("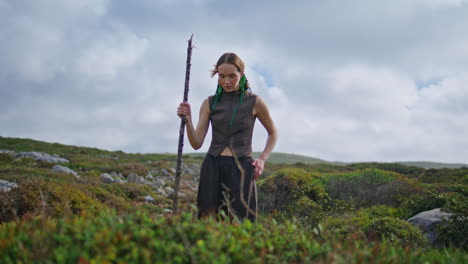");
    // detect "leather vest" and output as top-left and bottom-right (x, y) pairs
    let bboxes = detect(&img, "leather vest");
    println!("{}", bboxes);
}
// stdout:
(207, 91), (257, 157)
